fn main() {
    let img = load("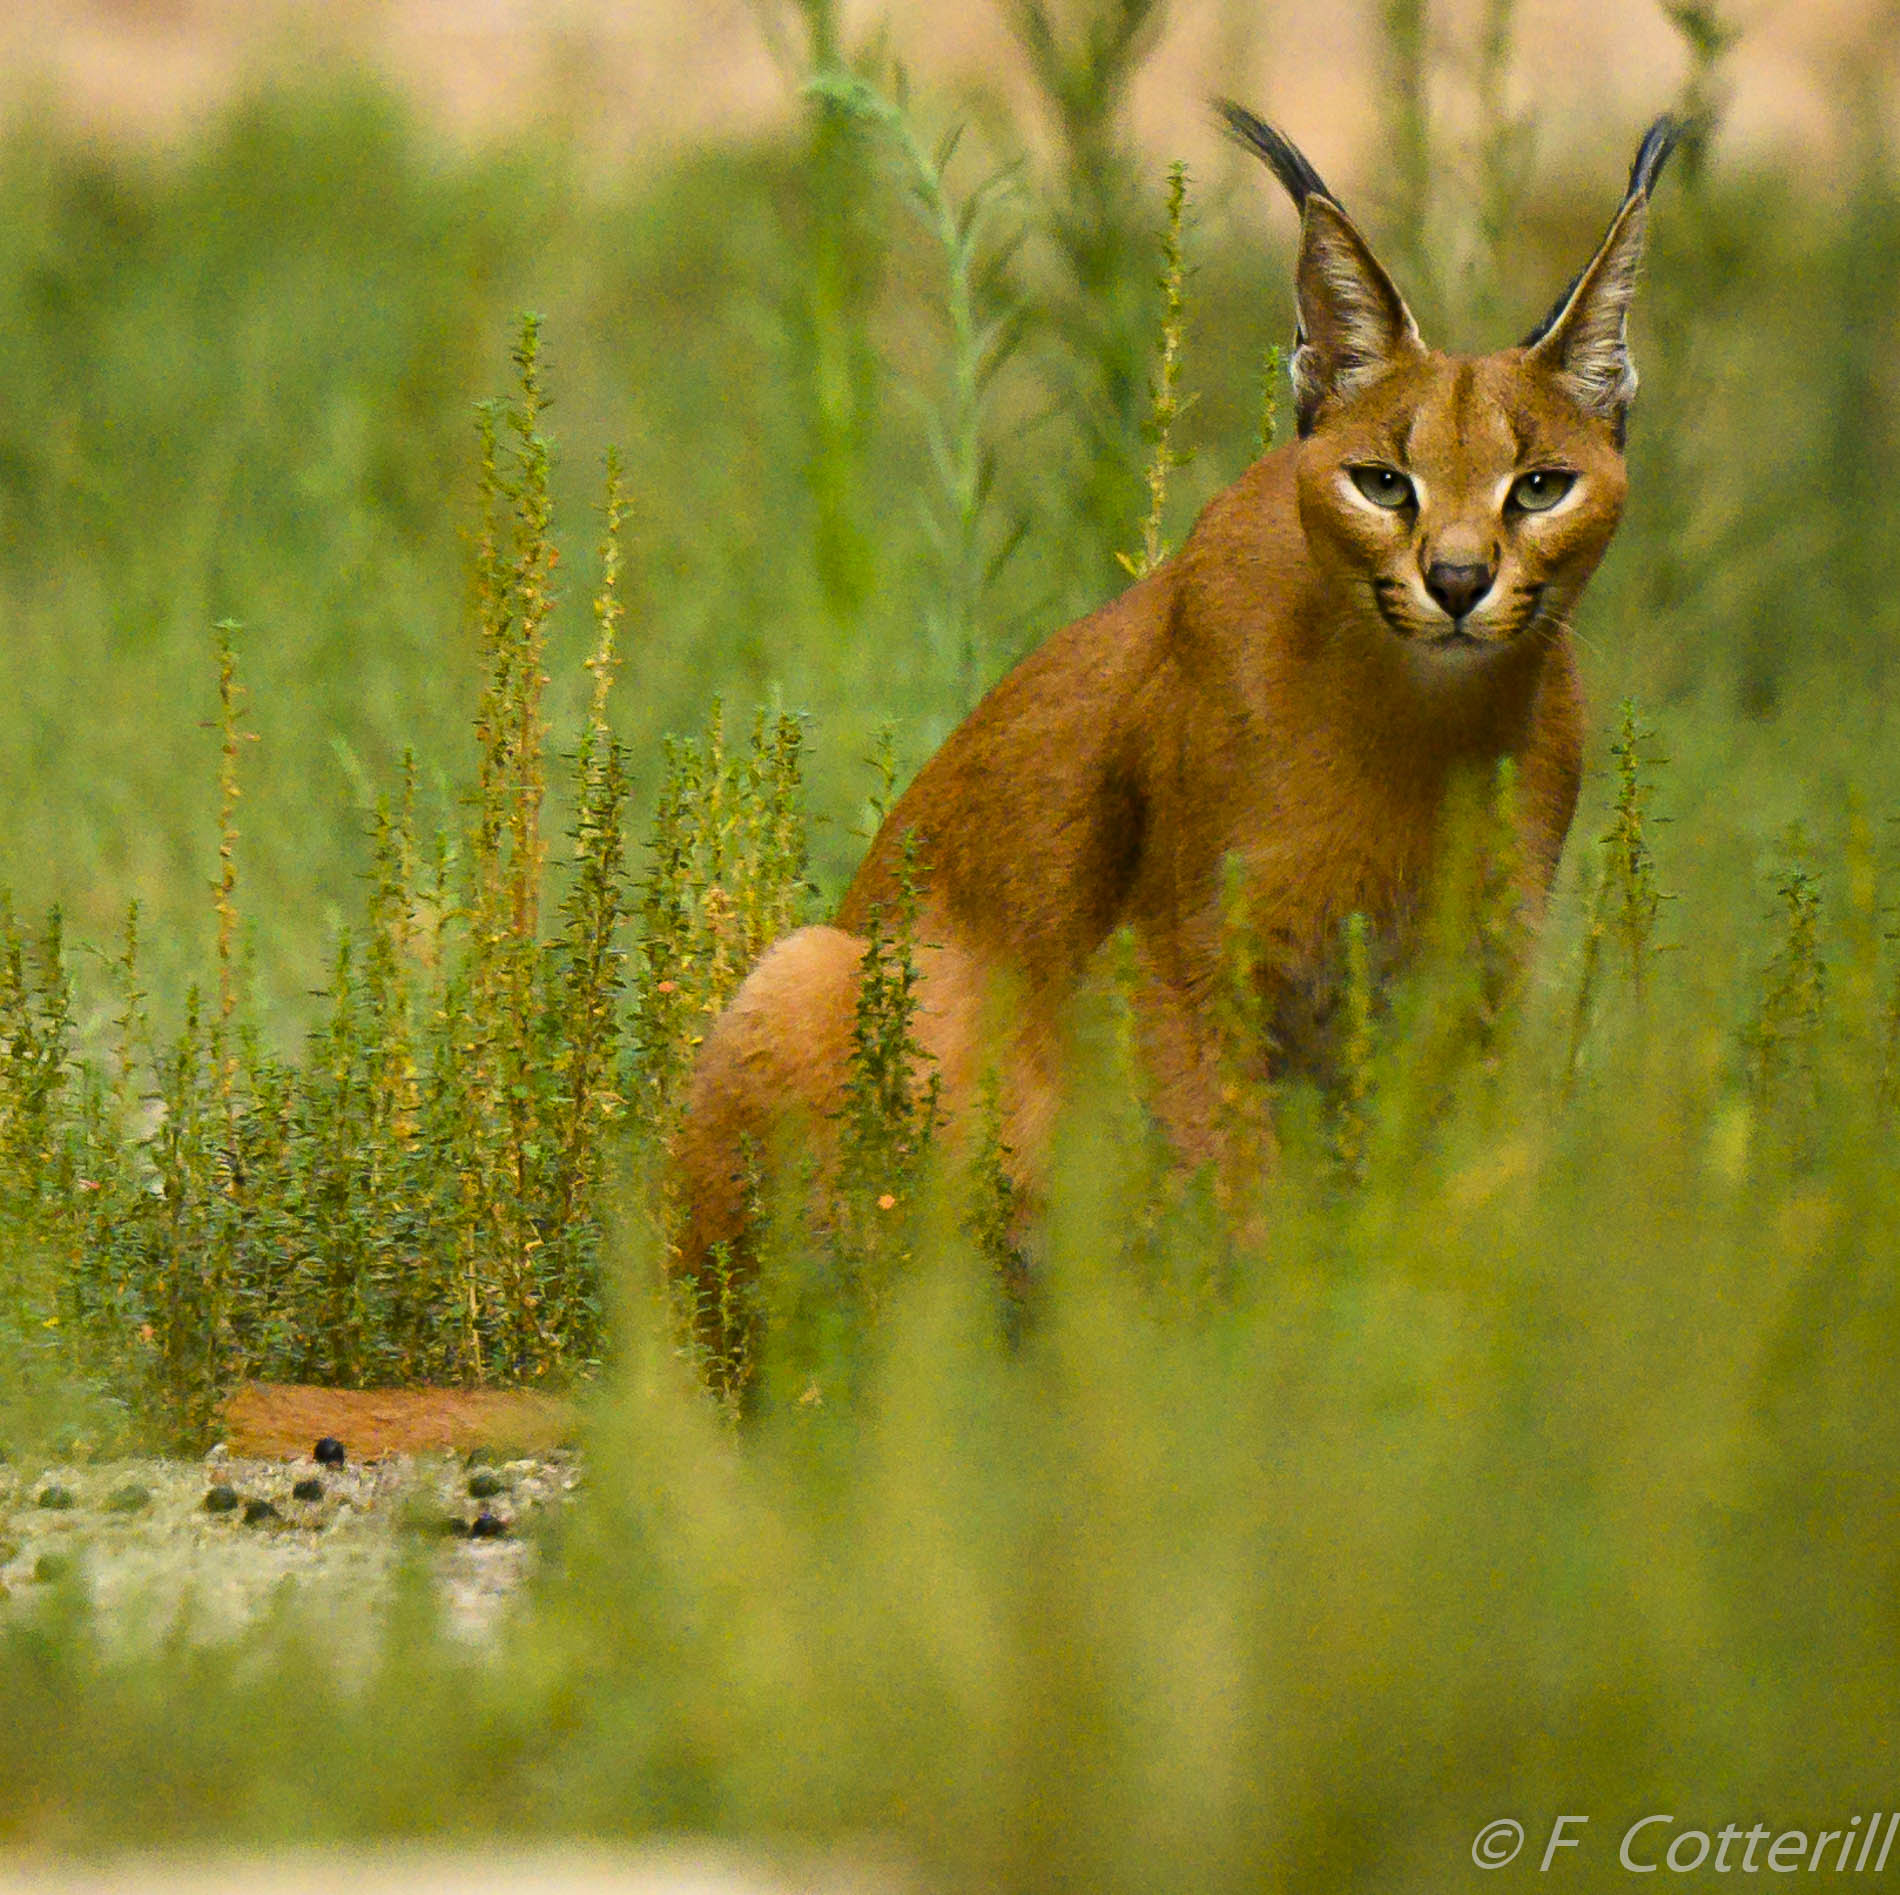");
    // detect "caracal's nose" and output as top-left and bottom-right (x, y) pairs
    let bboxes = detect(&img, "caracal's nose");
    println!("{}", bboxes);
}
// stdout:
(1424, 561), (1494, 620)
